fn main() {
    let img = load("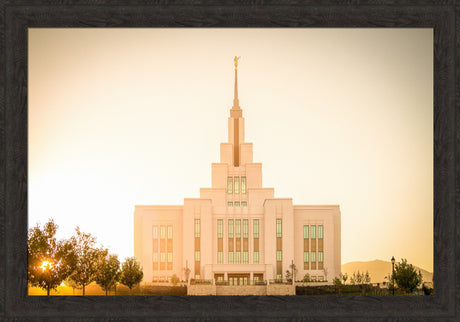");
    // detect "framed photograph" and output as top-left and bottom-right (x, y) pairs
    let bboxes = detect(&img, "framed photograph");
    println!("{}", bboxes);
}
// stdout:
(1, 1), (458, 320)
